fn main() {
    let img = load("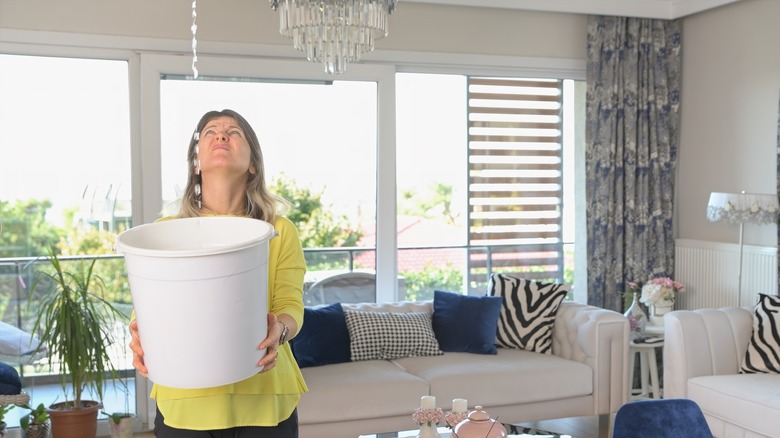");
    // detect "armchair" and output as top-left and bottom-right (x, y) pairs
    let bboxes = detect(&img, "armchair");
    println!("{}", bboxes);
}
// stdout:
(664, 308), (780, 437)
